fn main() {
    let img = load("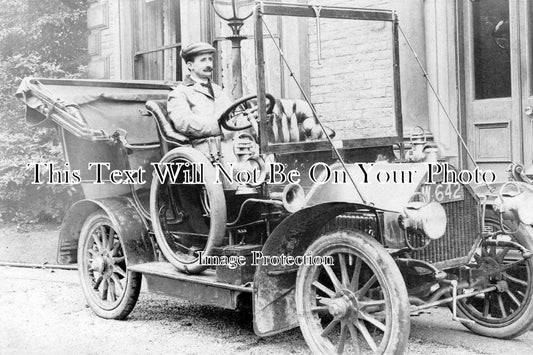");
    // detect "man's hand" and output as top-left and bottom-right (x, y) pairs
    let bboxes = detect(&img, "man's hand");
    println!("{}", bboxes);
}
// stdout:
(231, 106), (259, 134)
